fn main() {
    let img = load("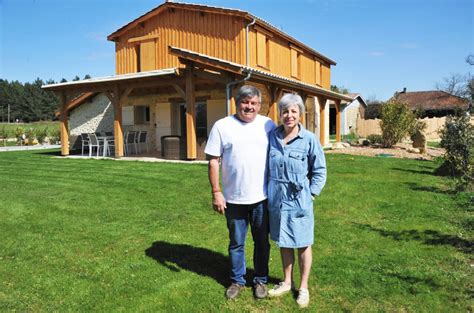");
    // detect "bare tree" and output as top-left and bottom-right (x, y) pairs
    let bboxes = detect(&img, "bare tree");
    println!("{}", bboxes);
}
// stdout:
(435, 73), (471, 99)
